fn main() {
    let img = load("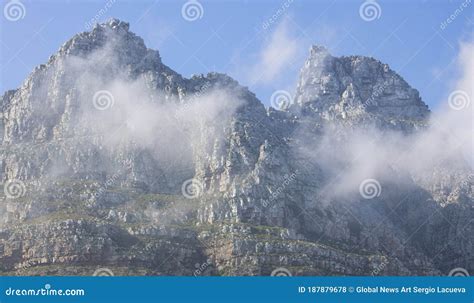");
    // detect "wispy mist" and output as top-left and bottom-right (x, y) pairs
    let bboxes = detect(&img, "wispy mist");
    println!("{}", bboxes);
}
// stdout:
(295, 38), (473, 201)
